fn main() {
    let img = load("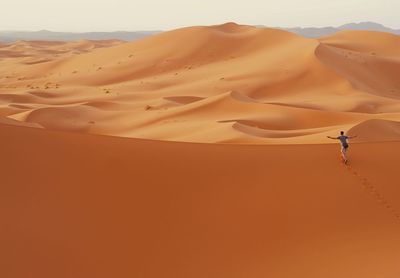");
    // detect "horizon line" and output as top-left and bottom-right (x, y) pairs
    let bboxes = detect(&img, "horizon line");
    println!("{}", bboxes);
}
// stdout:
(0, 21), (399, 33)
